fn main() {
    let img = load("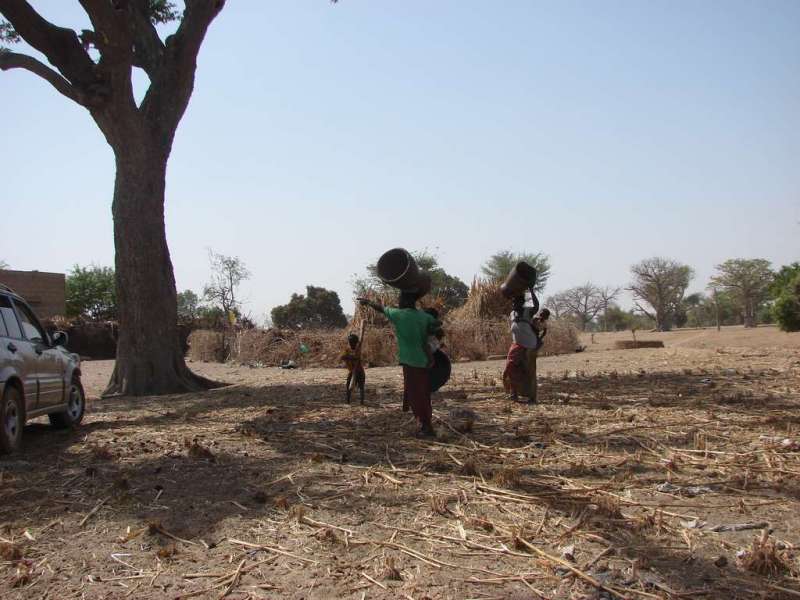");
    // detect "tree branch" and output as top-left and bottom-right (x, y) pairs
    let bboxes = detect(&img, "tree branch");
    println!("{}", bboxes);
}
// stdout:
(0, 0), (100, 90)
(0, 49), (91, 105)
(129, 0), (165, 78)
(140, 0), (225, 135)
